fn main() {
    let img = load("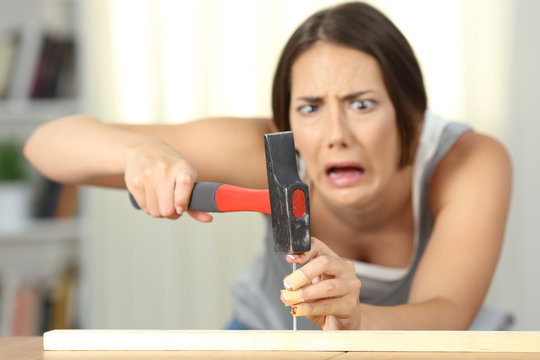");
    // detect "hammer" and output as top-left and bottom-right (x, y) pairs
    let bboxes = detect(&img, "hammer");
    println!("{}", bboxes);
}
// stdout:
(129, 131), (311, 254)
